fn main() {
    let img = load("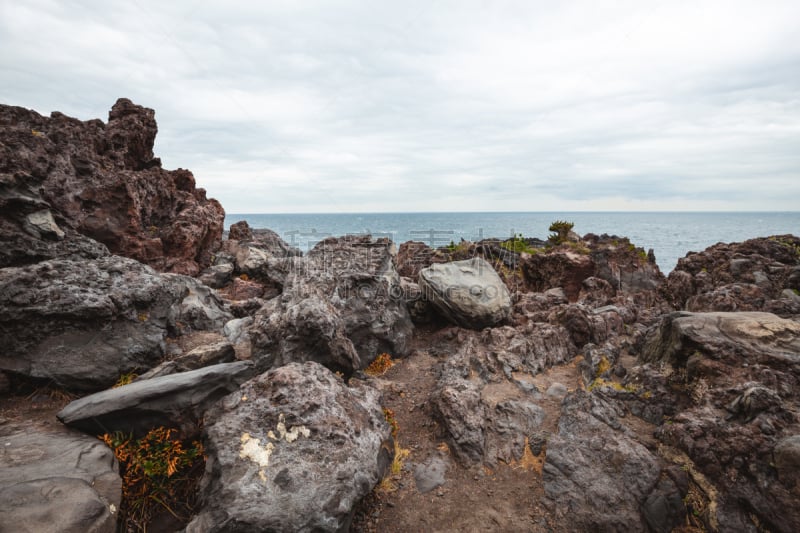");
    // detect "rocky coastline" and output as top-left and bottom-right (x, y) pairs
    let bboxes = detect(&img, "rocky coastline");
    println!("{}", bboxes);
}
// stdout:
(1, 100), (799, 532)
